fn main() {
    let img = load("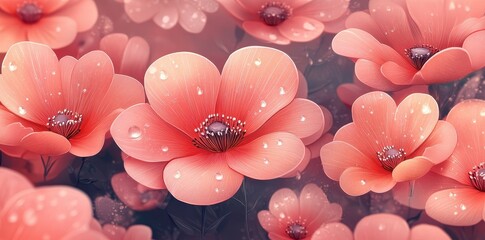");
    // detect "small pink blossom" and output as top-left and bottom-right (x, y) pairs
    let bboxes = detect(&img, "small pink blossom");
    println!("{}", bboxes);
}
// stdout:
(0, 0), (98, 52)
(111, 46), (325, 205)
(332, 0), (485, 90)
(321, 91), (457, 196)
(218, 0), (350, 44)
(0, 42), (145, 158)
(353, 213), (450, 240)
(258, 183), (352, 240)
